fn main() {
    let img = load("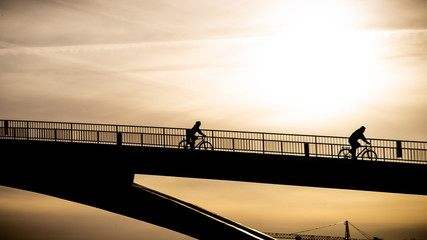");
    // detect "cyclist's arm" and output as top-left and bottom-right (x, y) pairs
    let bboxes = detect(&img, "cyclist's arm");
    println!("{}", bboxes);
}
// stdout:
(363, 136), (370, 144)
(197, 129), (206, 137)
(363, 138), (371, 144)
